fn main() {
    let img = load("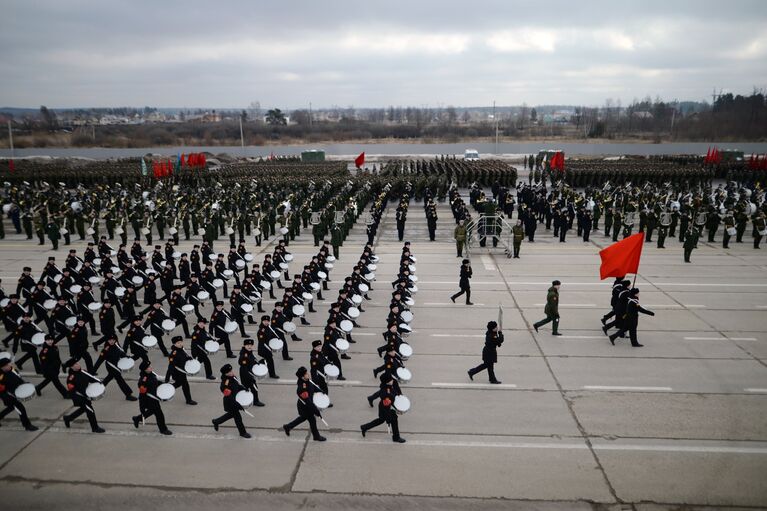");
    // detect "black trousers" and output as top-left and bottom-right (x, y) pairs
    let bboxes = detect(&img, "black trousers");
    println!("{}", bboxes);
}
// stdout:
(165, 369), (193, 402)
(610, 327), (641, 347)
(285, 409), (322, 440)
(135, 399), (168, 432)
(361, 414), (400, 440)
(213, 408), (247, 435)
(468, 361), (498, 382)
(102, 365), (133, 397)
(65, 348), (94, 373)
(0, 395), (33, 428)
(65, 397), (100, 431)
(36, 370), (69, 397)
(192, 346), (213, 378)
(451, 285), (471, 304)
(16, 346), (42, 374)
